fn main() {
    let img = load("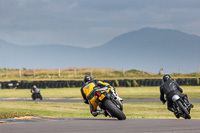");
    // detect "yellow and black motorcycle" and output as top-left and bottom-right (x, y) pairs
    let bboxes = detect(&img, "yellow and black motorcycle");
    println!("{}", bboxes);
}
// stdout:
(94, 87), (126, 120)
